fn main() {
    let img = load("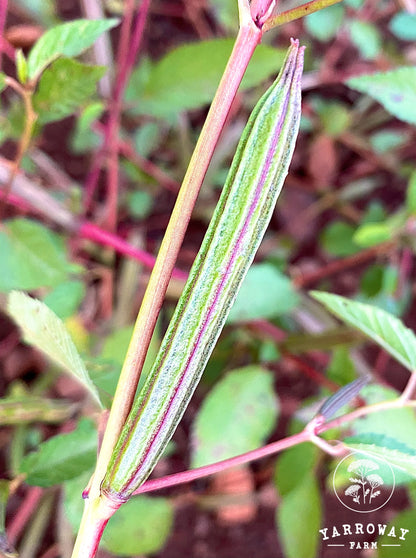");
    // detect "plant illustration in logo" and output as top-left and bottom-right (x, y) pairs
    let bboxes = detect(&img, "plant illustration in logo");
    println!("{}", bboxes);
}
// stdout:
(345, 459), (384, 505)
